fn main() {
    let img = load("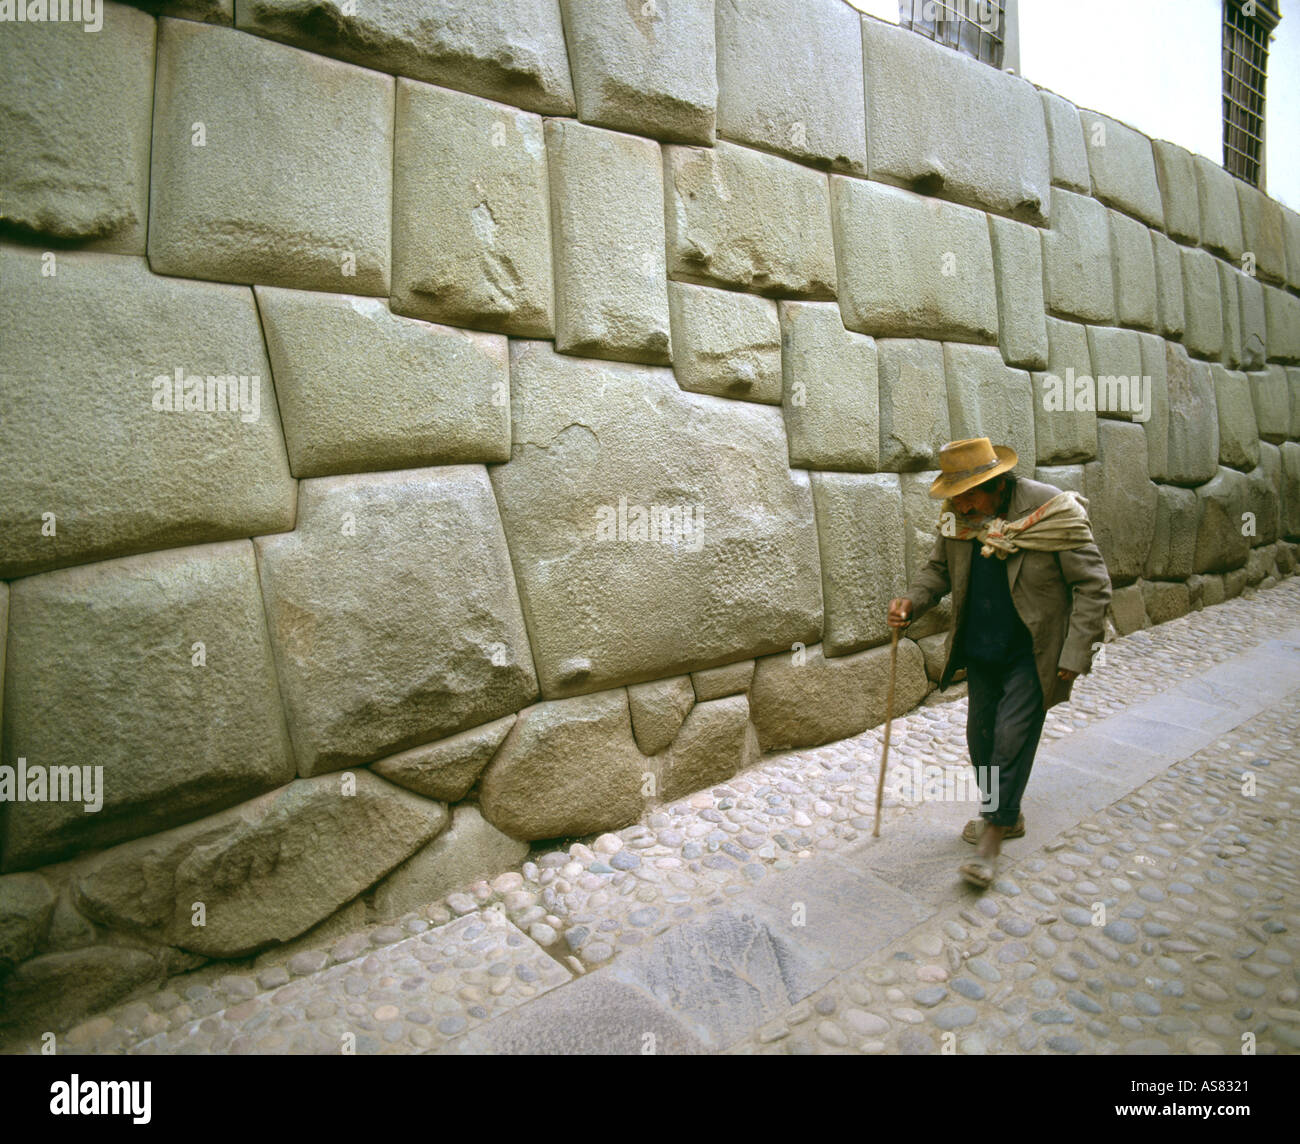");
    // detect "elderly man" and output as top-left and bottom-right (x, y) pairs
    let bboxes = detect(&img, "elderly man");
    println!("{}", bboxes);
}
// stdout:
(887, 438), (1112, 888)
